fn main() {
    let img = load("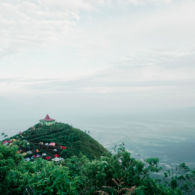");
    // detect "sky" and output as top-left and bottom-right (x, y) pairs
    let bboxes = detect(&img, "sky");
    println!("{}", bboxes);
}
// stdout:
(0, 0), (195, 129)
